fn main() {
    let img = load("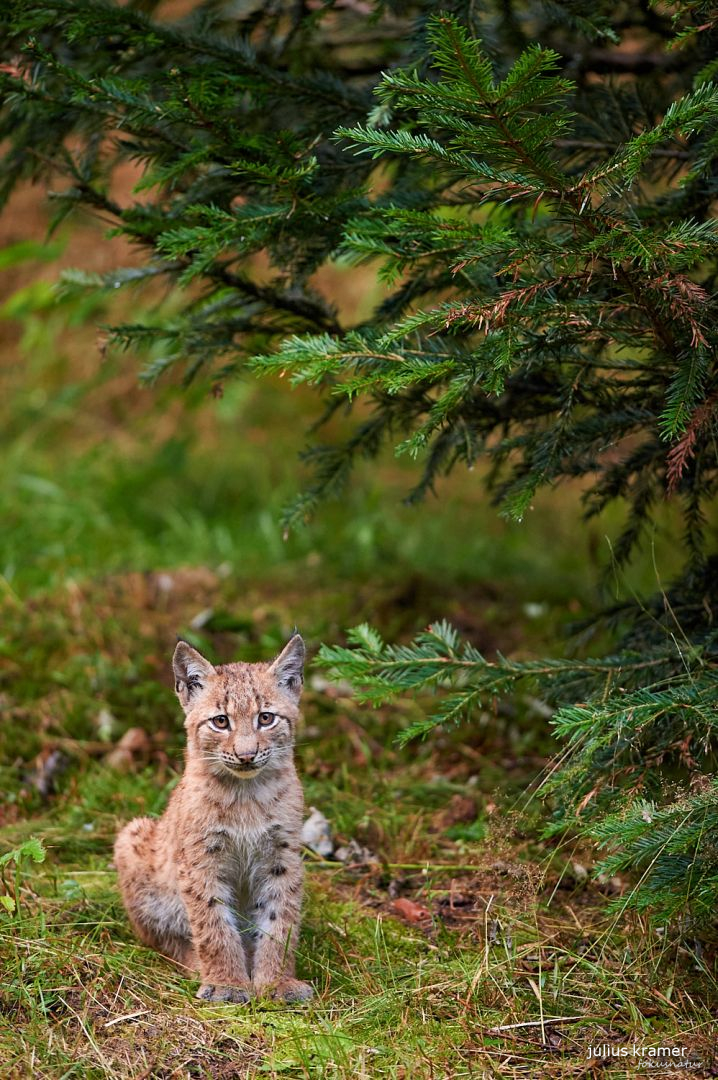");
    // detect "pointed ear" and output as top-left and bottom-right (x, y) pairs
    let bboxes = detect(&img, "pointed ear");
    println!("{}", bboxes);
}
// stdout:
(269, 633), (305, 700)
(173, 640), (216, 709)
